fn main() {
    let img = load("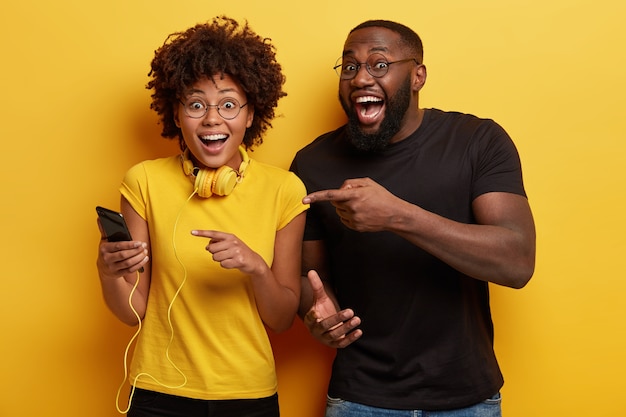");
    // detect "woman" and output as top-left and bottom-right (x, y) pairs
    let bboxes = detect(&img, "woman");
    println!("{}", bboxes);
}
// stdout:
(96, 16), (307, 417)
